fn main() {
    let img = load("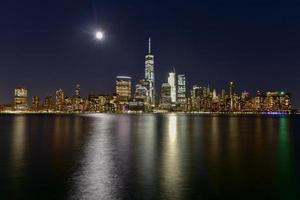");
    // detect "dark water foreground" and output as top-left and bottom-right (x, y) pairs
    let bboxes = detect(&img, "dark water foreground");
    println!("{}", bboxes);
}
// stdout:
(0, 114), (300, 200)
